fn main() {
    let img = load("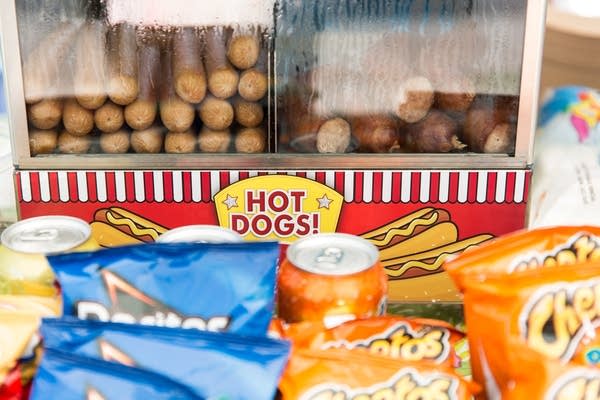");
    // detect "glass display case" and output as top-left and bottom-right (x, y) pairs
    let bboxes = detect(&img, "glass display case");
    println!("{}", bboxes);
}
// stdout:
(1, 0), (546, 303)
